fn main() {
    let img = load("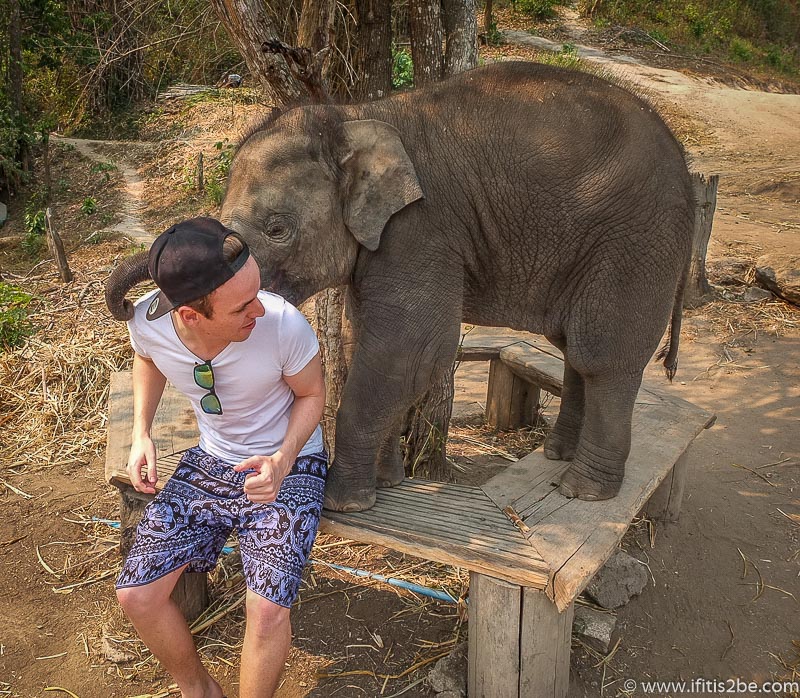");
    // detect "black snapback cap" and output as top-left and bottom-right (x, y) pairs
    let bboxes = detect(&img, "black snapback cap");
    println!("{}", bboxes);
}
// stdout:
(146, 217), (250, 320)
